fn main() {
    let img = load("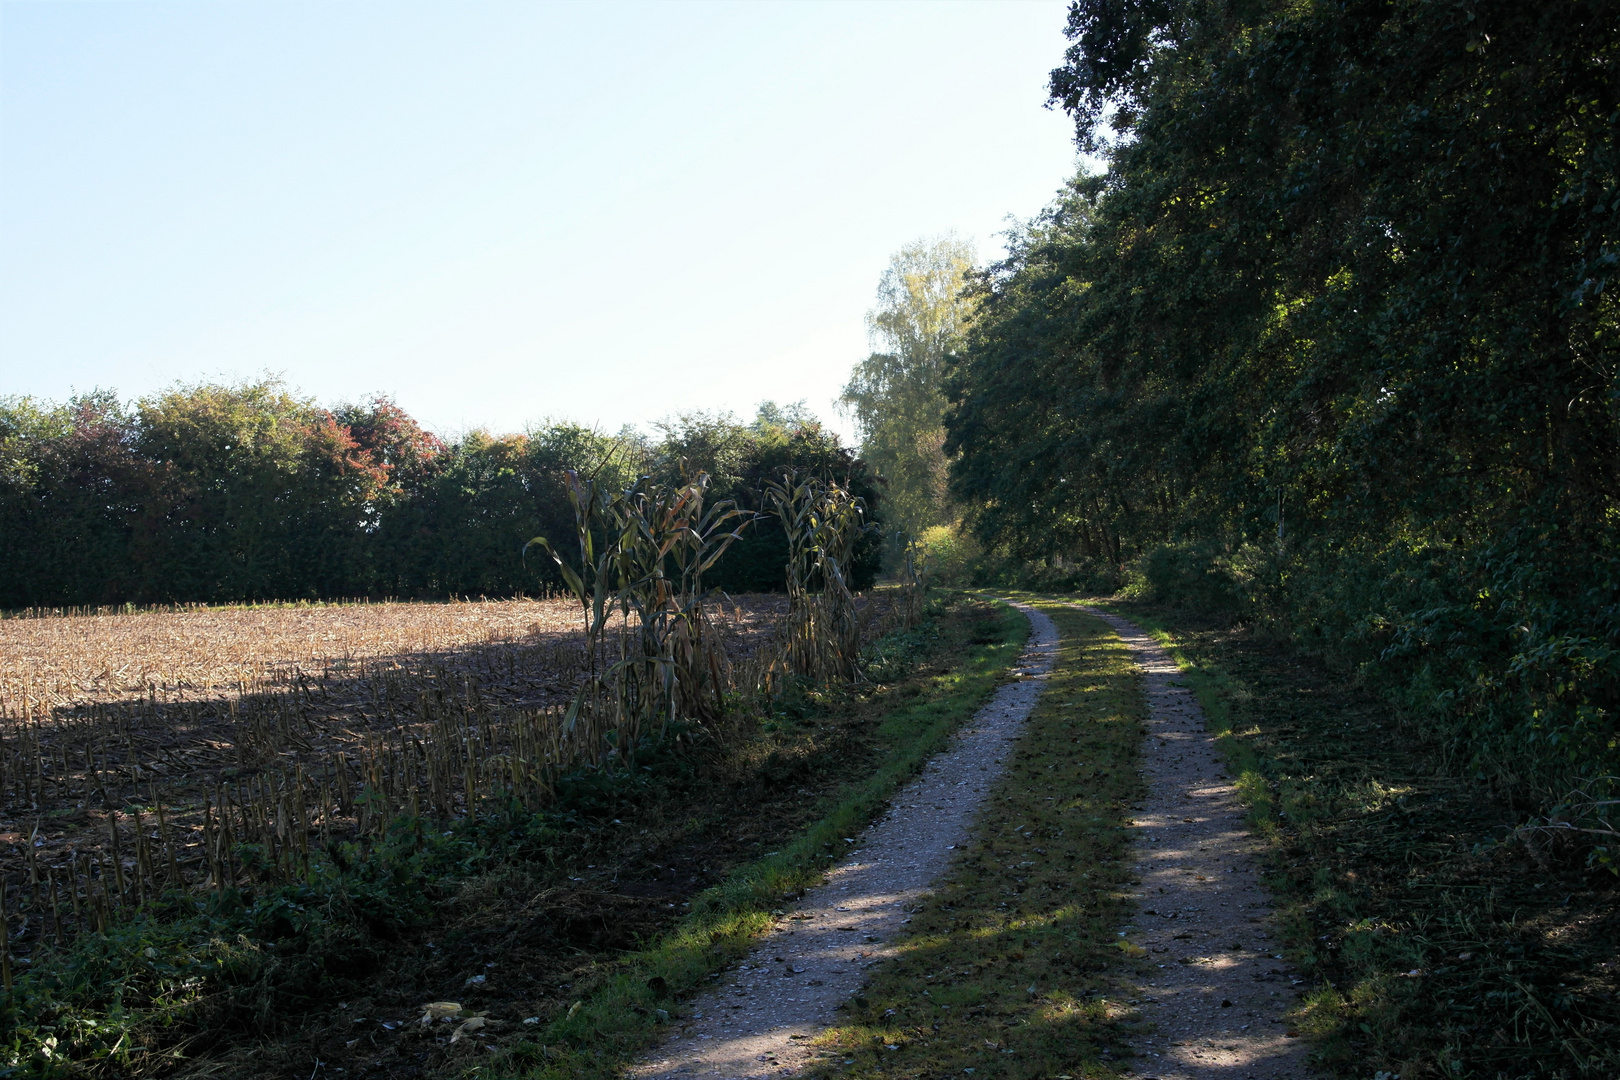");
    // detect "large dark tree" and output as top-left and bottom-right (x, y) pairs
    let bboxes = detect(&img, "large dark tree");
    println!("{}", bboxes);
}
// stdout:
(948, 0), (1619, 795)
